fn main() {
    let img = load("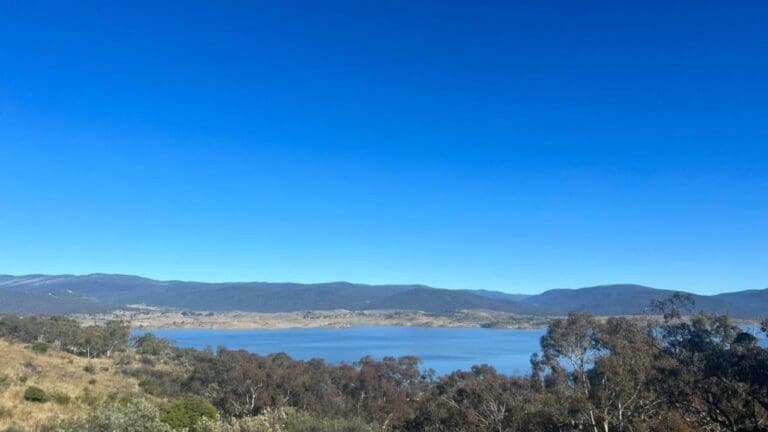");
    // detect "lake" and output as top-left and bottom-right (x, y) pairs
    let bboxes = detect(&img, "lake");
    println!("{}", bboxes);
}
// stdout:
(135, 326), (547, 376)
(135, 325), (767, 376)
